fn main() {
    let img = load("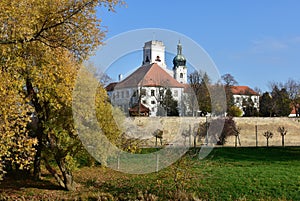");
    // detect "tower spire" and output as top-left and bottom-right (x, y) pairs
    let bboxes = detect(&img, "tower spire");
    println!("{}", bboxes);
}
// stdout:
(177, 40), (182, 55)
